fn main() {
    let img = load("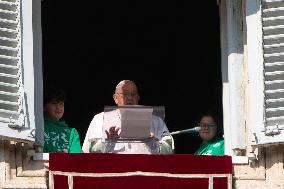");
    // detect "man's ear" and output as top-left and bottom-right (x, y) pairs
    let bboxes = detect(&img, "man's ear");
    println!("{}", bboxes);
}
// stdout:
(113, 94), (118, 105)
